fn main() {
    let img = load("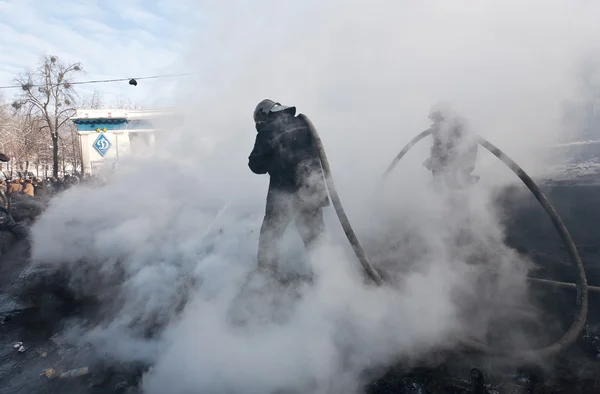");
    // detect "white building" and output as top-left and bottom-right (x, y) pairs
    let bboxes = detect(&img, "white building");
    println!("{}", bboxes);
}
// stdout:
(71, 108), (173, 175)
